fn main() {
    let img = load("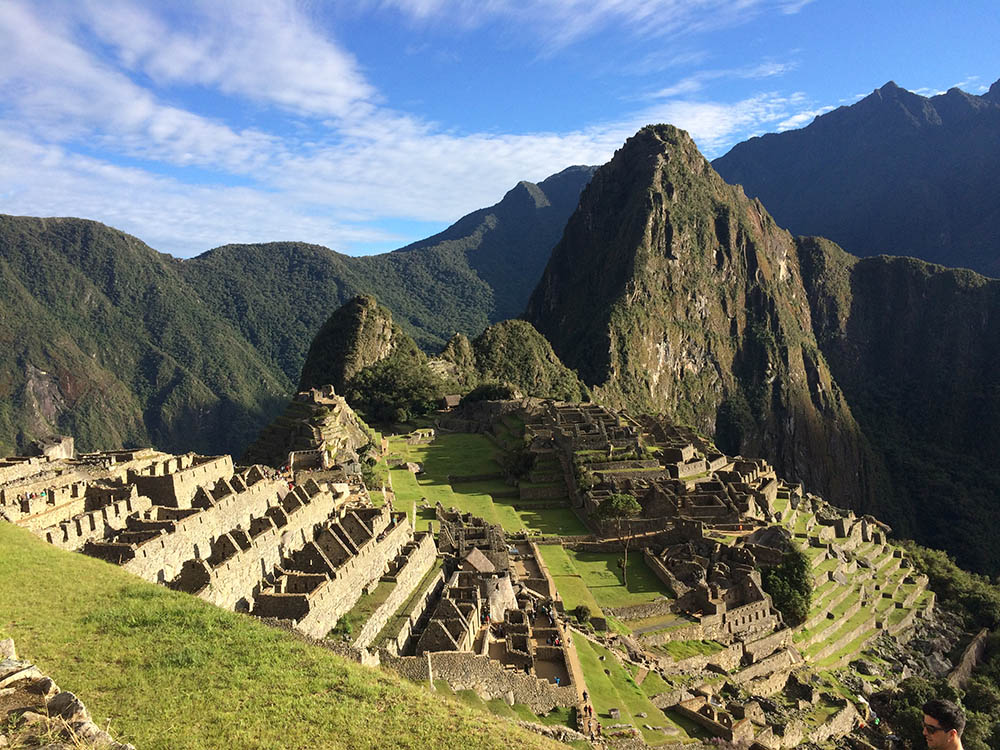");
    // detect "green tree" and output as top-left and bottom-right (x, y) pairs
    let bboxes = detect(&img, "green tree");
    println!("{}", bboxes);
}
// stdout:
(597, 493), (642, 586)
(346, 354), (445, 425)
(760, 546), (812, 626)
